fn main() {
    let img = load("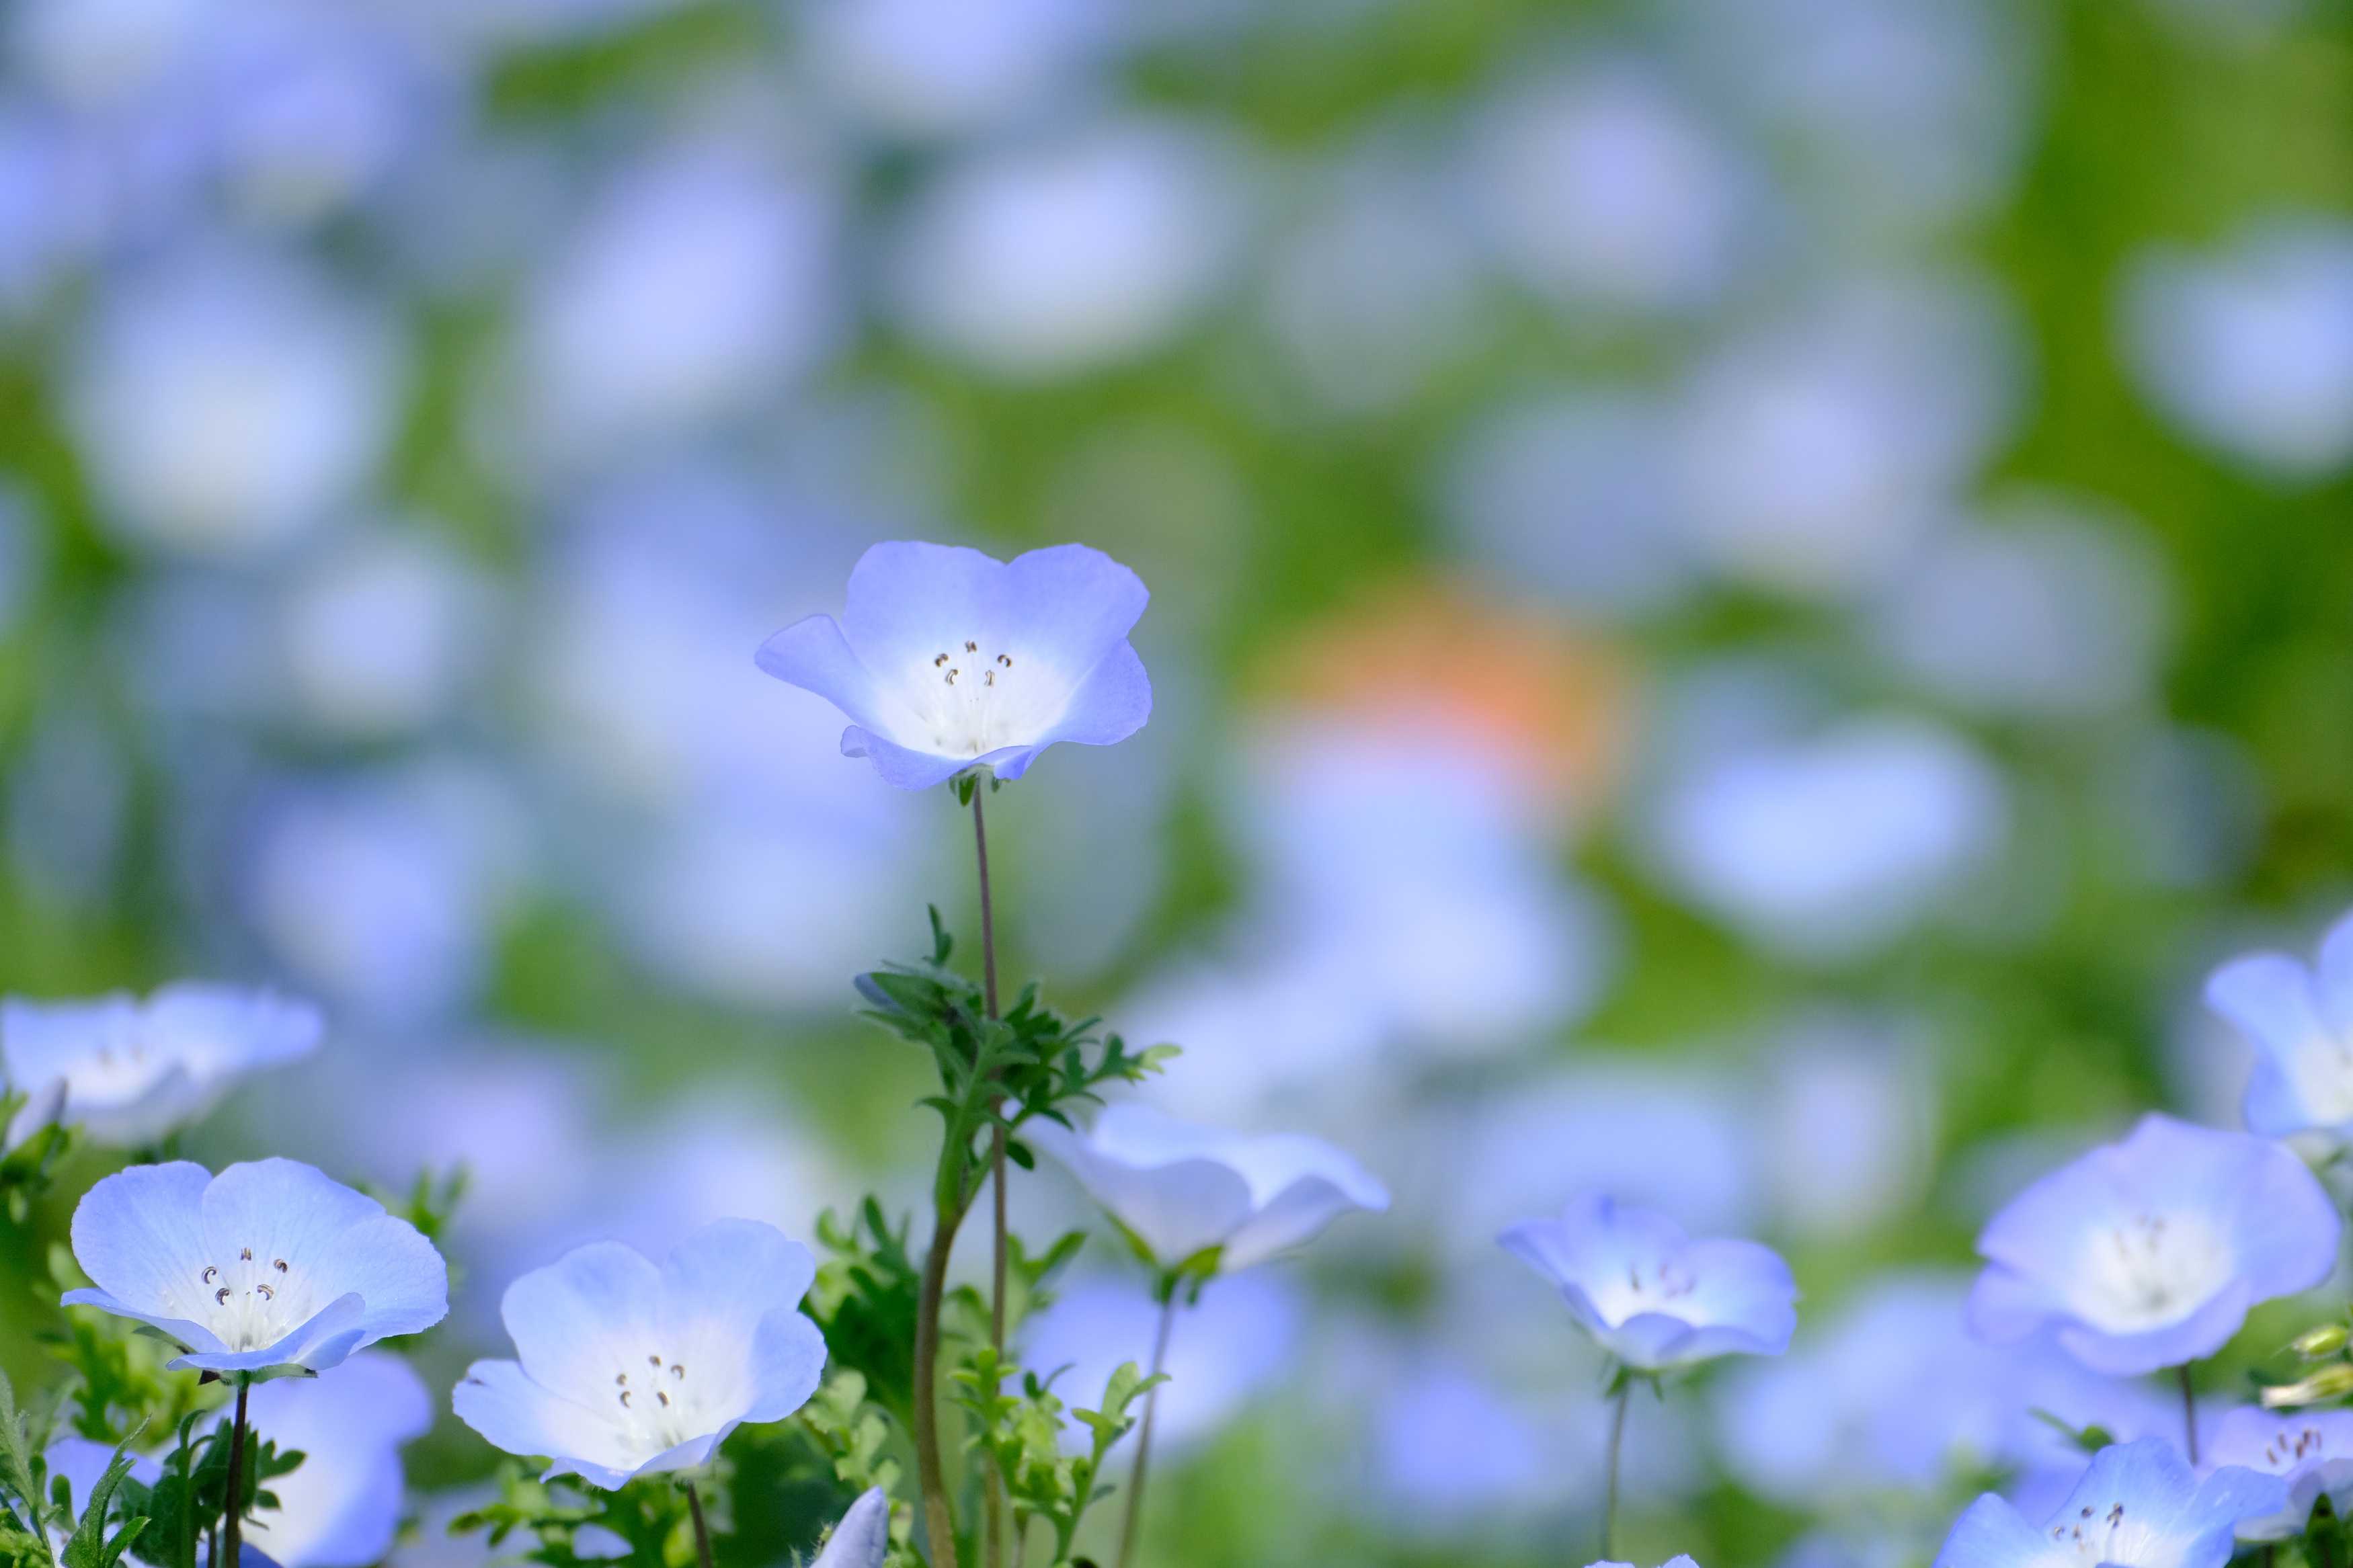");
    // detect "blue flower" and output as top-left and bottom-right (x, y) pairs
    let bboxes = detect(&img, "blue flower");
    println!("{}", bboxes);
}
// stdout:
(1586, 1559), (1700, 1568)
(2206, 909), (2353, 1141)
(230, 1351), (432, 1567)
(1025, 1102), (1390, 1276)
(63, 1159), (448, 1376)
(3, 984), (322, 1147)
(2200, 1407), (2353, 1541)
(452, 1219), (827, 1489)
(1499, 1193), (1797, 1372)
(810, 1488), (891, 1568)
(1966, 1114), (2339, 1376)
(756, 540), (1151, 788)
(1932, 1438), (2288, 1567)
